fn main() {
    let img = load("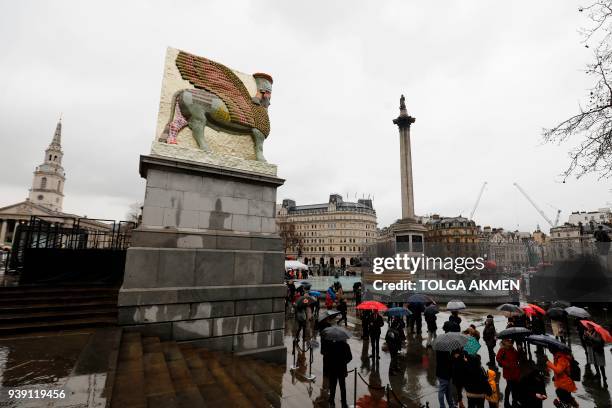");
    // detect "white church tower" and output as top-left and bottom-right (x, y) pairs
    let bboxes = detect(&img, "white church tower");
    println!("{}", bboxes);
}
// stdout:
(28, 119), (65, 212)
